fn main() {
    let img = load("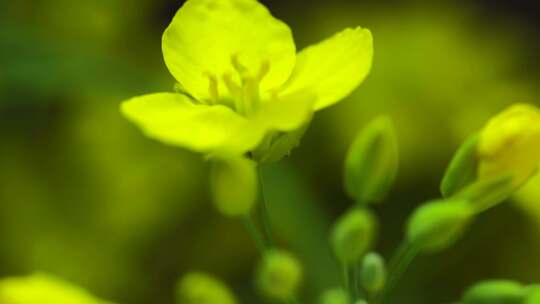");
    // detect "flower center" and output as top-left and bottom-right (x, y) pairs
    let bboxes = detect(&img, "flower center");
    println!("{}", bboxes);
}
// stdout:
(206, 54), (270, 117)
